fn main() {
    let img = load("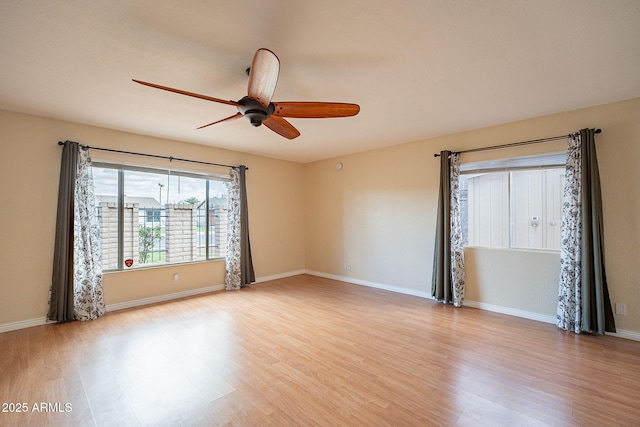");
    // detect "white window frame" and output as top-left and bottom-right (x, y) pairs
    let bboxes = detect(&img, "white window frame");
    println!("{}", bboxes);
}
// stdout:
(92, 161), (230, 271)
(460, 152), (566, 252)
